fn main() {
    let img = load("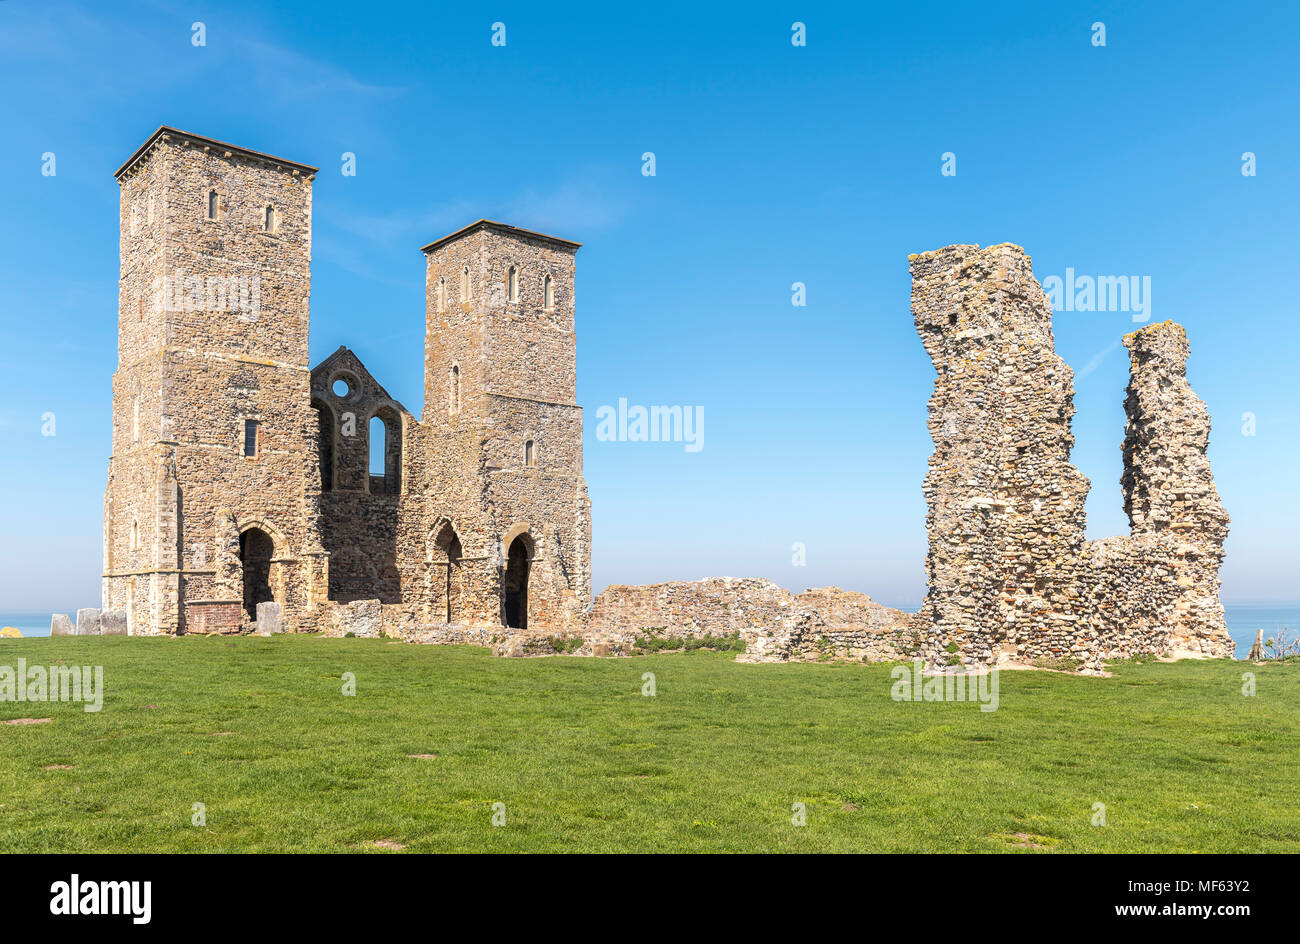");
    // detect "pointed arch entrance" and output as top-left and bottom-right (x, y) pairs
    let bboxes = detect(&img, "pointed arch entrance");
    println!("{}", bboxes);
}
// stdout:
(503, 535), (531, 629)
(431, 521), (463, 624)
(239, 527), (275, 620)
